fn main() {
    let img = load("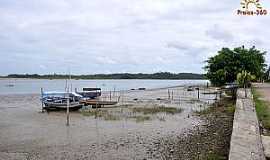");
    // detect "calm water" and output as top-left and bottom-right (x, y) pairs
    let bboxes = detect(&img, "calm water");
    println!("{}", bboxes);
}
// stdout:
(0, 79), (209, 95)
